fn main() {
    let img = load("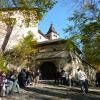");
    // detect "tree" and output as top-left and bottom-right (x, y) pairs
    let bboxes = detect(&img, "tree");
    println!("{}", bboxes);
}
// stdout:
(65, 0), (100, 68)
(4, 31), (38, 67)
(0, 0), (57, 52)
(82, 22), (100, 66)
